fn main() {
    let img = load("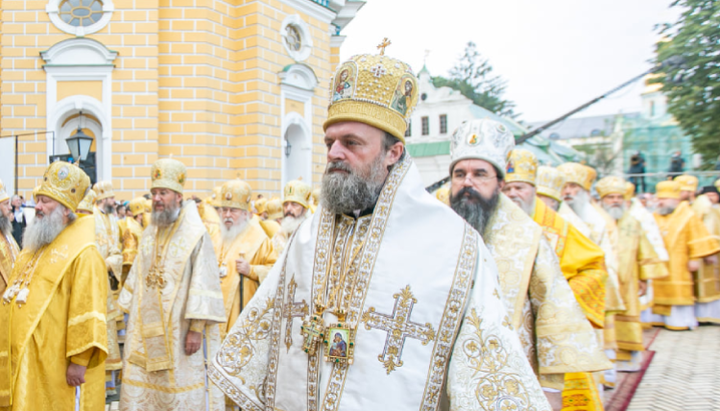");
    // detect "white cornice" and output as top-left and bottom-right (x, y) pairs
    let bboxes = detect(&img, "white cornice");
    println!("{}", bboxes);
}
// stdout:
(277, 0), (336, 23)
